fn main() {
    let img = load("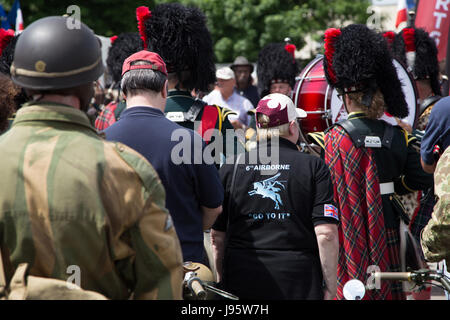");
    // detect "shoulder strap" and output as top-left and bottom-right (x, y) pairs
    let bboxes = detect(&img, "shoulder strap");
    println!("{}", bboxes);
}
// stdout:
(336, 119), (394, 149)
(227, 153), (242, 232)
(336, 120), (365, 147)
(113, 101), (127, 120)
(419, 95), (441, 115)
(185, 99), (205, 122)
